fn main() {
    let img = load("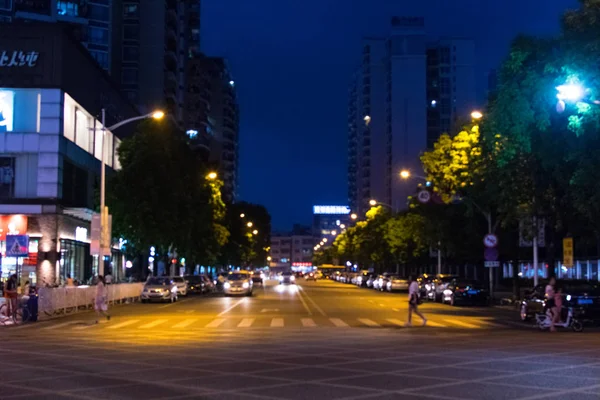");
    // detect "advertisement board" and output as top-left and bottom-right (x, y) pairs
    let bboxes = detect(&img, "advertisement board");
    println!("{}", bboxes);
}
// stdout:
(0, 89), (14, 132)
